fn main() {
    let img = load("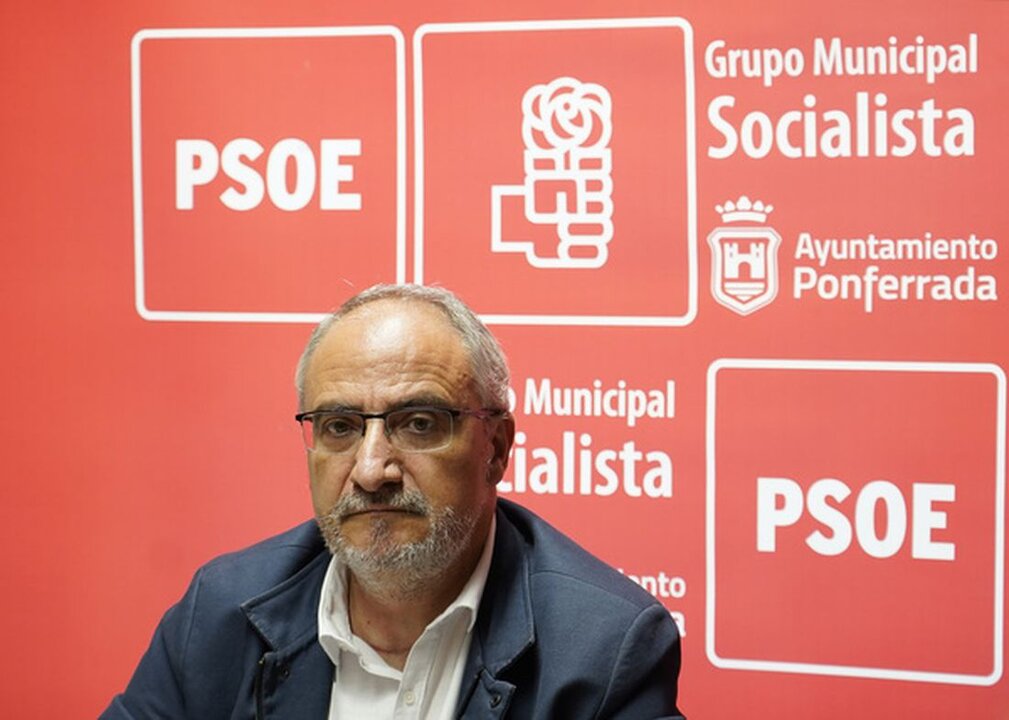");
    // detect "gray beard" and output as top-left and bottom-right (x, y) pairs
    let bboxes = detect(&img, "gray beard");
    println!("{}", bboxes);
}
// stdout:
(316, 487), (479, 600)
